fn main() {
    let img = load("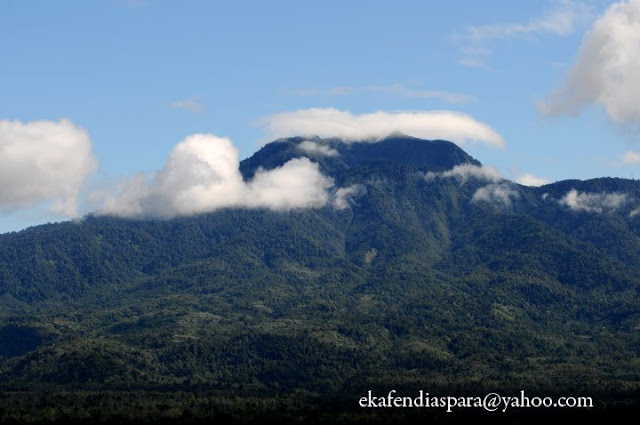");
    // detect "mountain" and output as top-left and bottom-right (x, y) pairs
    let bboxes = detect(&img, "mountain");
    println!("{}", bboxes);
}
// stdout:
(0, 135), (639, 424)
